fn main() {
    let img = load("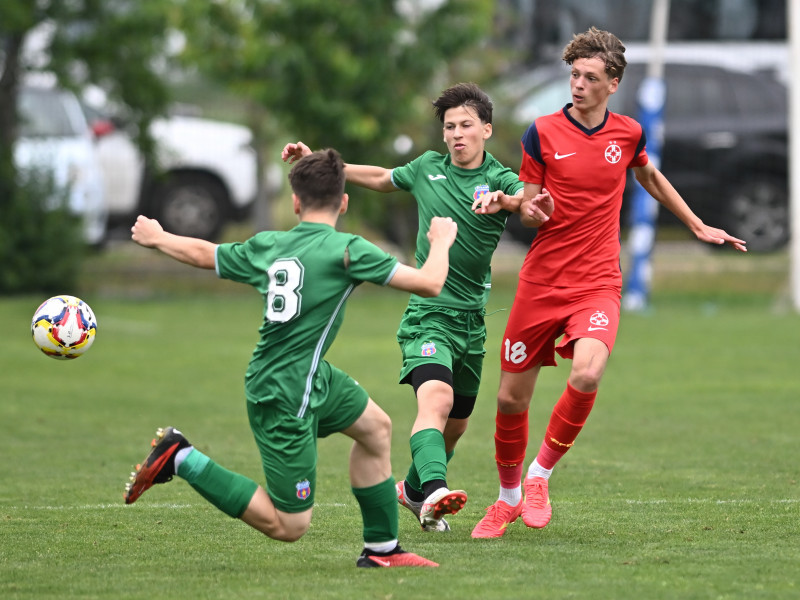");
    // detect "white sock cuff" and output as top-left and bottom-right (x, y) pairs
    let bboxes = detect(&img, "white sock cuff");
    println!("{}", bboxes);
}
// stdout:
(527, 459), (553, 480)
